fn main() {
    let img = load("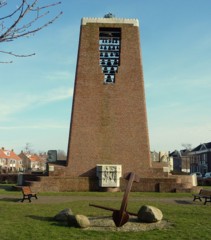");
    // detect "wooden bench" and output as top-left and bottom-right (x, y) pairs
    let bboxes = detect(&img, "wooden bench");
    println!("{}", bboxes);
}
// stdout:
(21, 186), (38, 203)
(193, 189), (211, 205)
